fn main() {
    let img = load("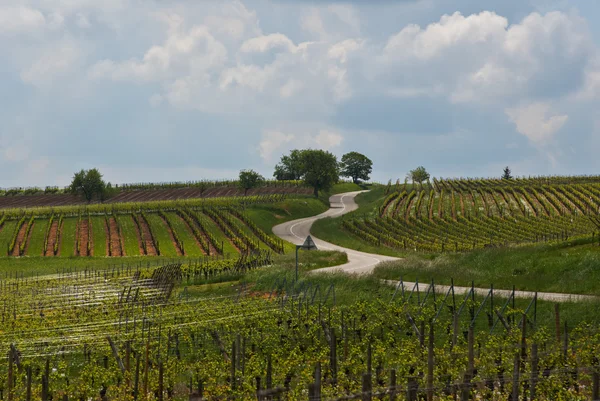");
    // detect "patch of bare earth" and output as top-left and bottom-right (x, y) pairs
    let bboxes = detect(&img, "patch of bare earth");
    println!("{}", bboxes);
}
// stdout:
(137, 216), (157, 256)
(45, 220), (59, 256)
(78, 219), (90, 256)
(11, 222), (28, 256)
(108, 217), (123, 256)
